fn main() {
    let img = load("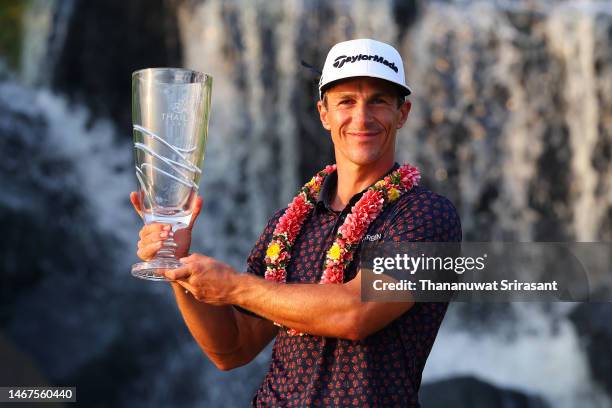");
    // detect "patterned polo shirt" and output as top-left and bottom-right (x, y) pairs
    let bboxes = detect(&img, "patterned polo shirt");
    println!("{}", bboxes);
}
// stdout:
(240, 163), (462, 407)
